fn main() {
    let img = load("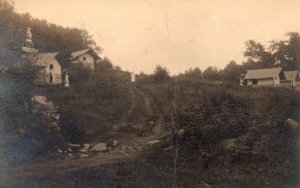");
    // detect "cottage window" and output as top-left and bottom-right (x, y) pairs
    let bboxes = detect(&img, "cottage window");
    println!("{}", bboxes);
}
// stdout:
(252, 79), (257, 85)
(83, 57), (87, 61)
